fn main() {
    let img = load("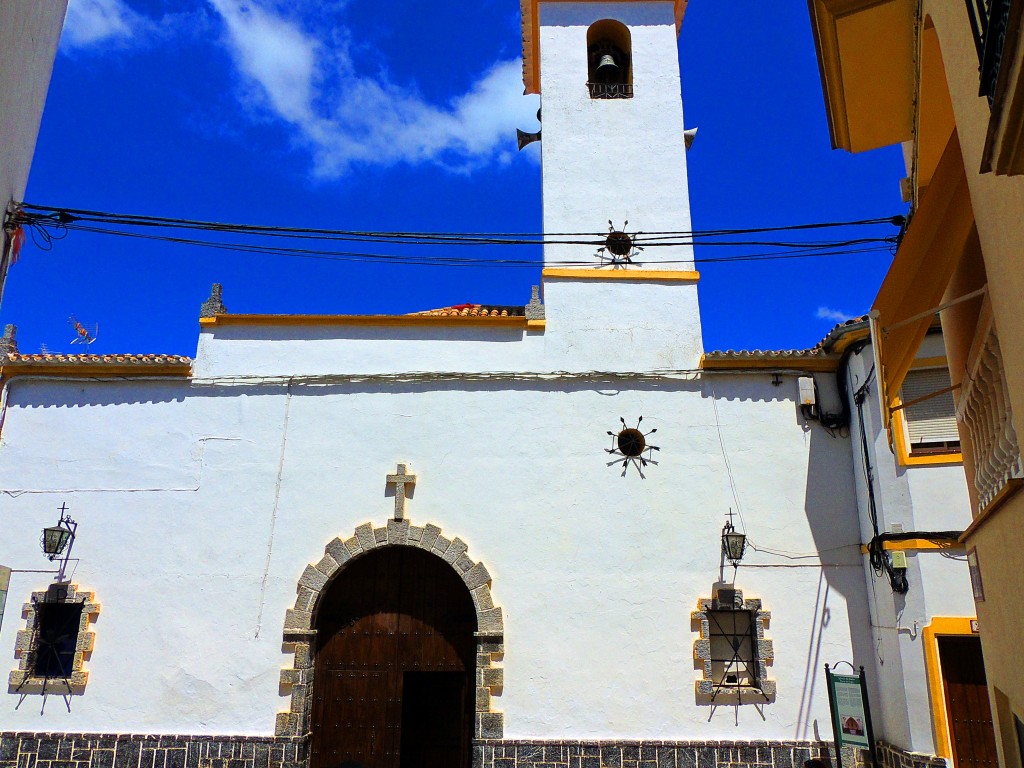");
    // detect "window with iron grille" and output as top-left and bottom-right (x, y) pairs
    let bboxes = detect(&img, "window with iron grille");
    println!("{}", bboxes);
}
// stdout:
(900, 368), (960, 455)
(32, 601), (85, 678)
(692, 588), (774, 705)
(707, 609), (760, 689)
(8, 583), (98, 697)
(965, 0), (1013, 106)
